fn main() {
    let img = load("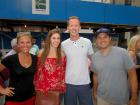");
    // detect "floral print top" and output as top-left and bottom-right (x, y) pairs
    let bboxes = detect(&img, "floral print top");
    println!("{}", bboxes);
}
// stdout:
(34, 57), (66, 94)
